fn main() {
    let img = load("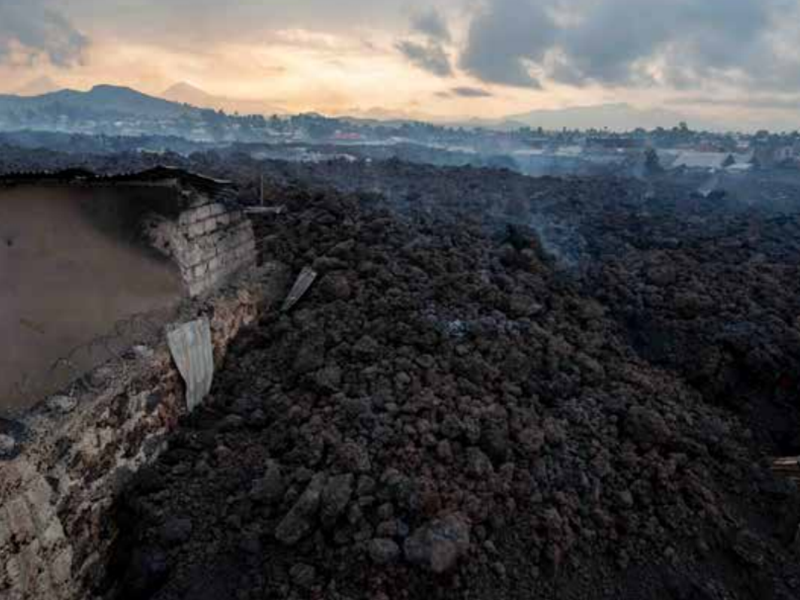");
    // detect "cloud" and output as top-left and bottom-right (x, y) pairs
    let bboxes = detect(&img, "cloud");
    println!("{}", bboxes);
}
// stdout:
(460, 0), (550, 88)
(410, 9), (451, 43)
(0, 0), (89, 67)
(450, 86), (493, 98)
(396, 40), (453, 77)
(460, 0), (800, 92)
(62, 0), (459, 46)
